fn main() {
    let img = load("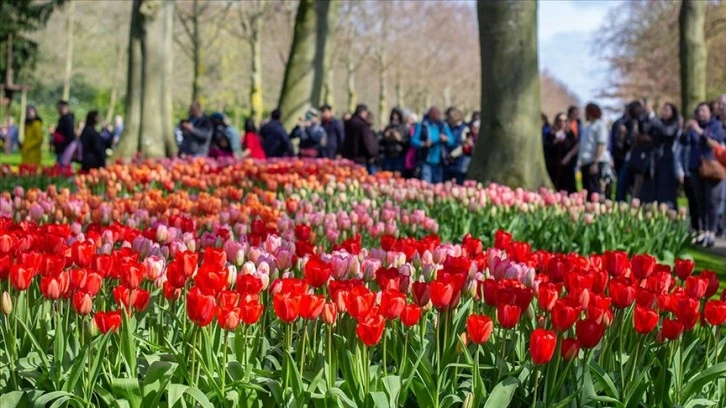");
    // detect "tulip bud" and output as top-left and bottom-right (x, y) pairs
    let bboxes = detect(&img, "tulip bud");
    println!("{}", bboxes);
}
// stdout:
(537, 315), (546, 329)
(462, 393), (474, 408)
(322, 303), (337, 326)
(457, 332), (468, 354)
(2, 291), (12, 315)
(88, 318), (100, 337)
(227, 265), (238, 287)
